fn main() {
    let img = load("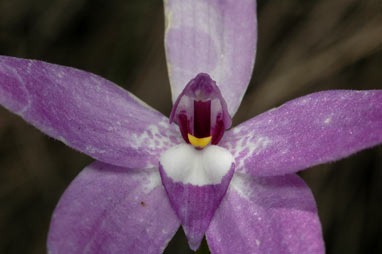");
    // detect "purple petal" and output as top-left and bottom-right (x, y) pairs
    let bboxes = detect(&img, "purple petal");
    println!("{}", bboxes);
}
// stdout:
(47, 161), (180, 254)
(221, 90), (382, 176)
(159, 144), (234, 250)
(164, 0), (257, 116)
(206, 173), (324, 254)
(0, 56), (181, 168)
